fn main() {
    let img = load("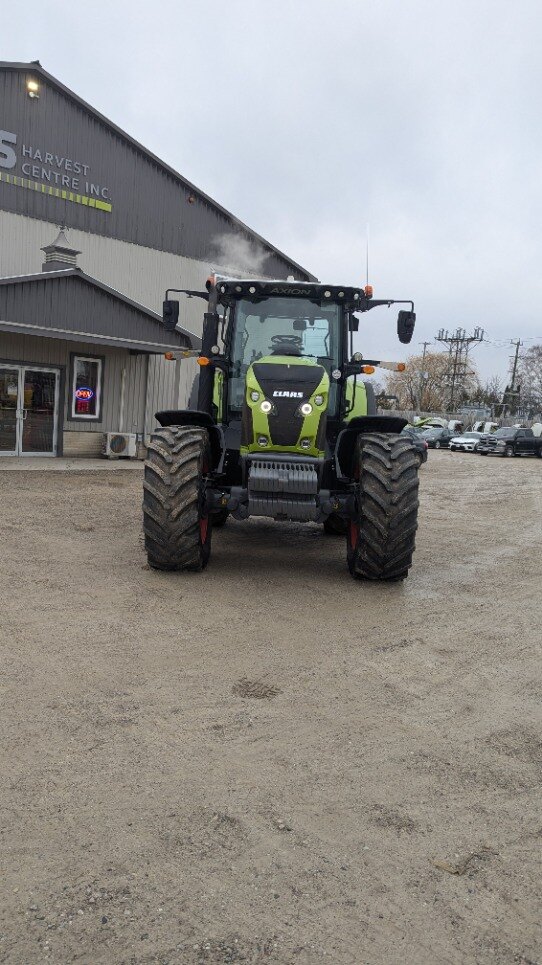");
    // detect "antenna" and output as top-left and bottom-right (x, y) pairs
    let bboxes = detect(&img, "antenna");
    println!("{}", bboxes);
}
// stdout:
(365, 223), (370, 287)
